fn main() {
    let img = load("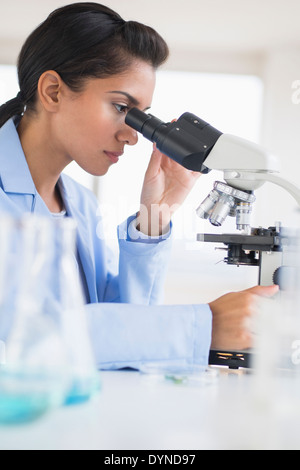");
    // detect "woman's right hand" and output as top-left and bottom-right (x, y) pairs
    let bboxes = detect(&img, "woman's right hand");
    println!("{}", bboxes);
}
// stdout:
(209, 285), (279, 351)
